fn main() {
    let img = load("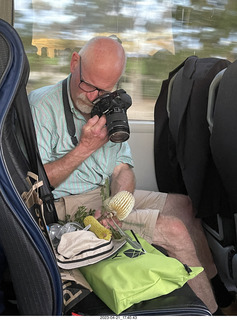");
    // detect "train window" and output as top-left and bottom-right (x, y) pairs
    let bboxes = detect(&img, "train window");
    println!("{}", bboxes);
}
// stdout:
(14, 0), (237, 120)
